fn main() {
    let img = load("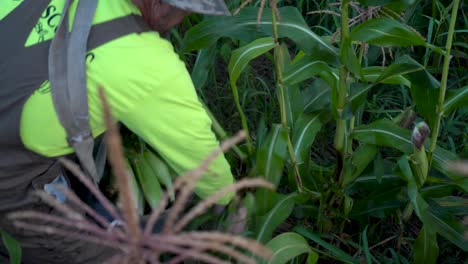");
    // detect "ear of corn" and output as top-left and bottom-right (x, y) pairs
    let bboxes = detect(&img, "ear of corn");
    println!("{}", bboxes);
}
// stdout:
(131, 154), (163, 209)
(410, 147), (429, 188)
(410, 122), (430, 187)
(125, 159), (145, 215)
(143, 149), (175, 201)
